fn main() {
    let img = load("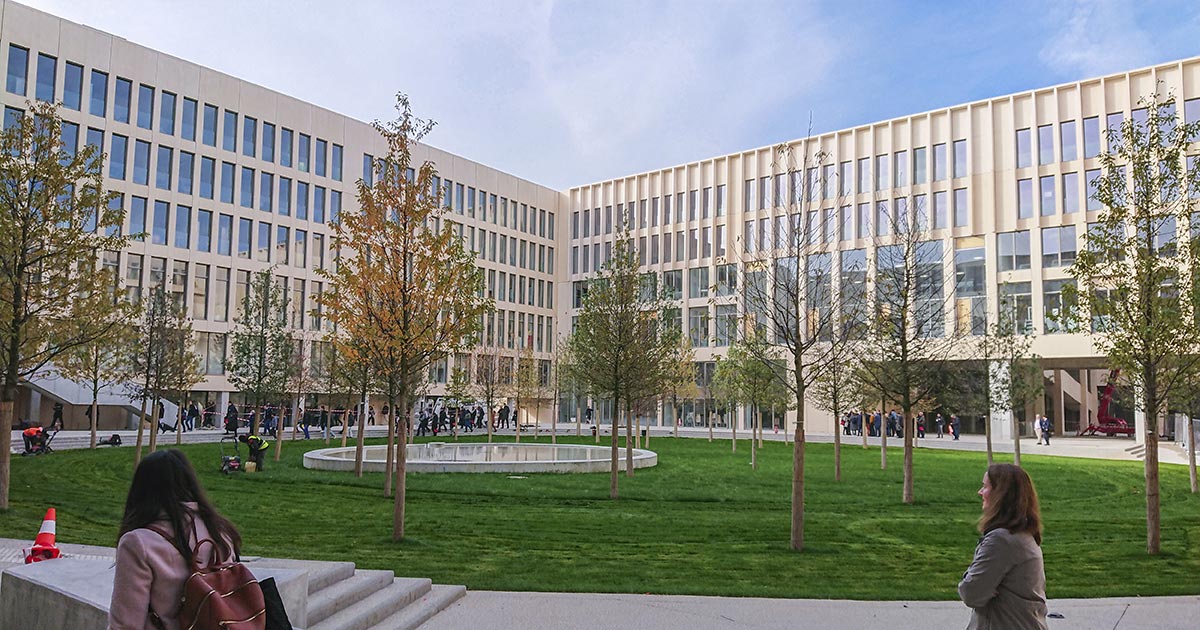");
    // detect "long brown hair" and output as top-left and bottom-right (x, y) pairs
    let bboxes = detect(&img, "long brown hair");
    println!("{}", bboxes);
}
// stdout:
(118, 449), (242, 563)
(979, 463), (1042, 545)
